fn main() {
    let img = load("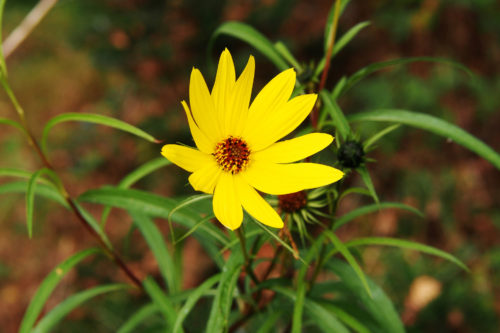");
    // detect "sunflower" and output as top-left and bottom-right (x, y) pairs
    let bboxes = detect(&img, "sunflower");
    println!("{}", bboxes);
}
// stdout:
(162, 49), (343, 230)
